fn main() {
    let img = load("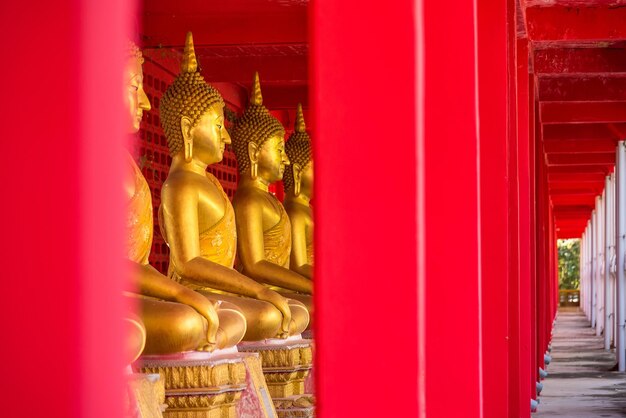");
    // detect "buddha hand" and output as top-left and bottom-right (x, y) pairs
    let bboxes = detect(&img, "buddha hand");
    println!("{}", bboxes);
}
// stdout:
(179, 289), (220, 350)
(257, 288), (292, 338)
